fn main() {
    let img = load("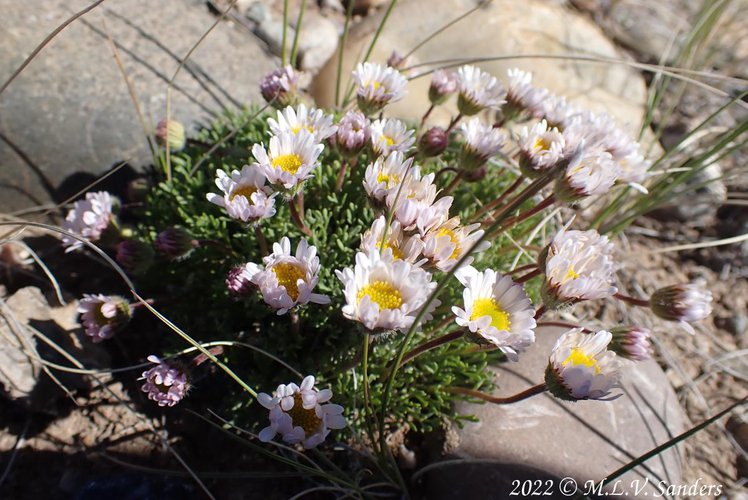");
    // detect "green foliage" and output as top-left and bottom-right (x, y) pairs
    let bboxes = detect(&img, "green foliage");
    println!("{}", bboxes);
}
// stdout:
(132, 106), (547, 438)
